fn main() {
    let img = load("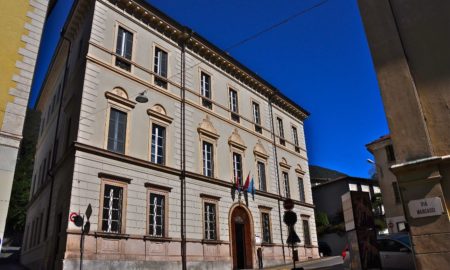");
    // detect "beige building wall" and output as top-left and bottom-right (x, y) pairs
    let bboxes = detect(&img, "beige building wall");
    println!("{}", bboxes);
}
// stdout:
(358, 0), (450, 269)
(22, 0), (318, 269)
